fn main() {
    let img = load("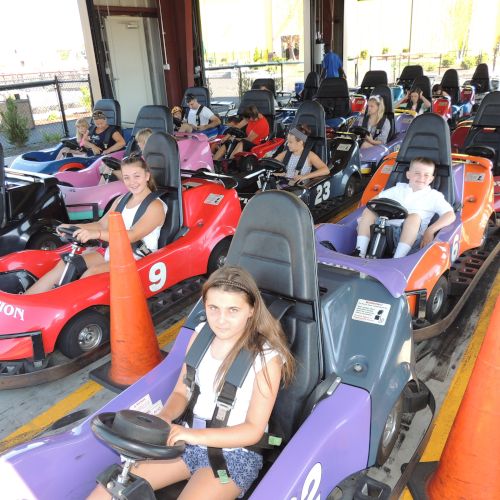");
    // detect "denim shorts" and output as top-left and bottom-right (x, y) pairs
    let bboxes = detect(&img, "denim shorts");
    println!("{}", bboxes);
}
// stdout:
(390, 221), (423, 253)
(182, 444), (263, 497)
